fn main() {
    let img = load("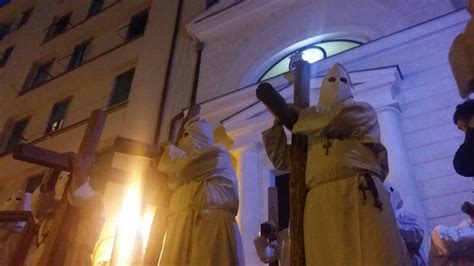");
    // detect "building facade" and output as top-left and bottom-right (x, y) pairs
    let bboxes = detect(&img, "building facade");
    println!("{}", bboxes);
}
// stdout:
(0, 0), (472, 265)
